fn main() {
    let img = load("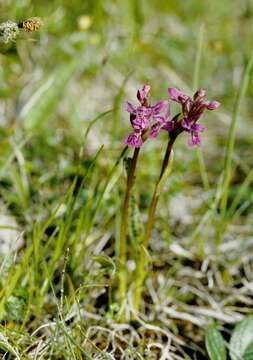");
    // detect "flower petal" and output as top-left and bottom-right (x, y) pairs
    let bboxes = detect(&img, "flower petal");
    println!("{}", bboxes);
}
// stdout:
(150, 123), (162, 138)
(124, 132), (143, 148)
(153, 115), (166, 125)
(182, 98), (192, 116)
(205, 101), (220, 110)
(165, 101), (171, 119)
(136, 105), (152, 118)
(191, 123), (206, 132)
(132, 116), (149, 131)
(152, 100), (168, 114)
(168, 87), (189, 104)
(193, 88), (206, 101)
(125, 101), (136, 114)
(162, 121), (174, 132)
(188, 132), (201, 146)
(181, 118), (191, 131)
